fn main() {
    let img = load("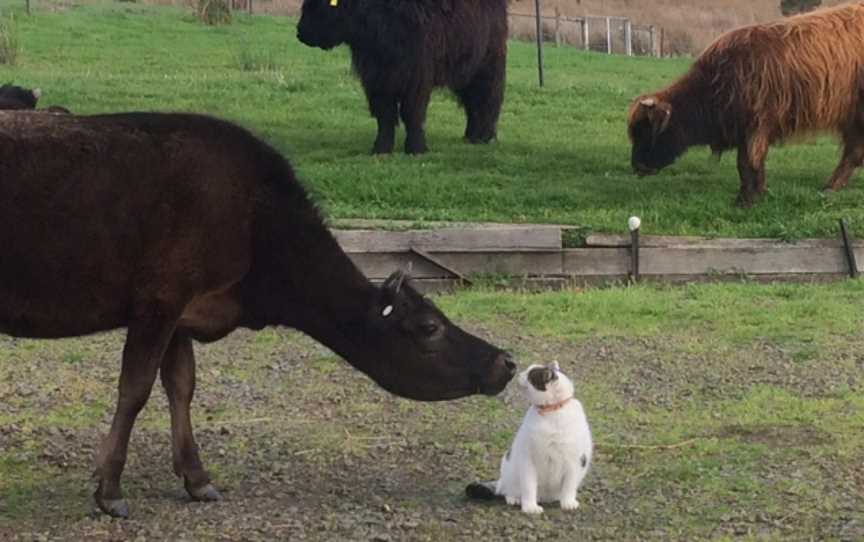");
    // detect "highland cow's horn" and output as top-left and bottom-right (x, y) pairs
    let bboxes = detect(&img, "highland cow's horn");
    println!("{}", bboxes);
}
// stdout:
(32, 88), (42, 99)
(640, 97), (656, 108)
